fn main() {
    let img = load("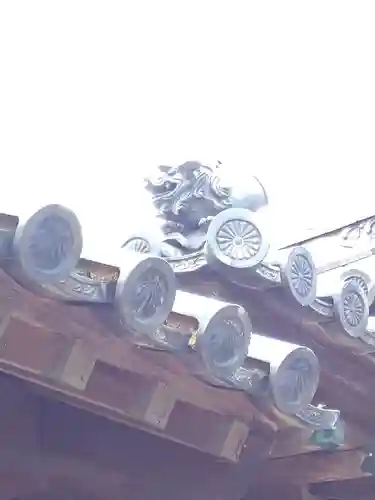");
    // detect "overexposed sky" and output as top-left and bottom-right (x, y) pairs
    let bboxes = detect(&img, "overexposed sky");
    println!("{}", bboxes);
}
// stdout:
(1, 2), (375, 255)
